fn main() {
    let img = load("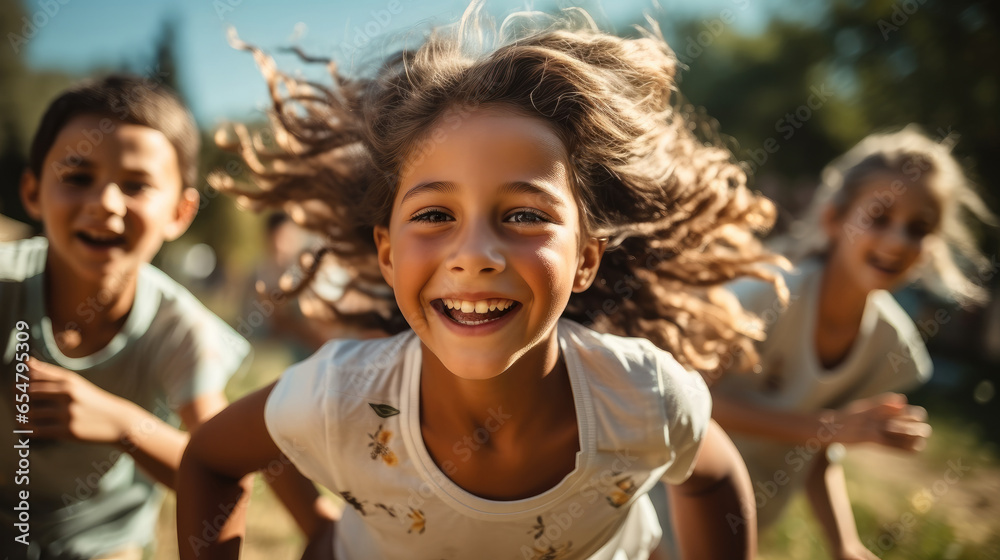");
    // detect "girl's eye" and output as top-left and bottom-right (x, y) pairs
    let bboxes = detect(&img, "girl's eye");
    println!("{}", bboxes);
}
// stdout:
(121, 181), (151, 194)
(505, 210), (548, 224)
(871, 214), (890, 228)
(410, 209), (453, 223)
(906, 221), (932, 239)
